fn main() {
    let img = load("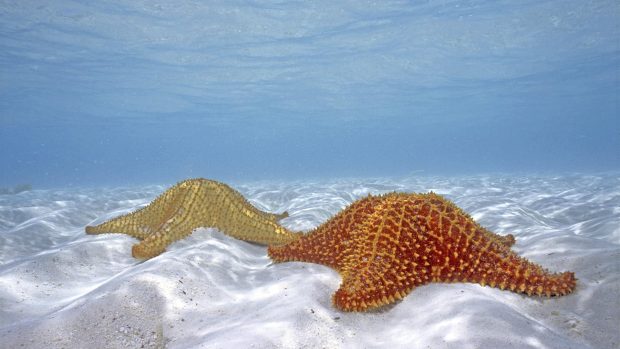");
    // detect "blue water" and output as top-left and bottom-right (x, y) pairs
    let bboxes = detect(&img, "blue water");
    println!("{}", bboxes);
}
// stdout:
(1, 1), (618, 187)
